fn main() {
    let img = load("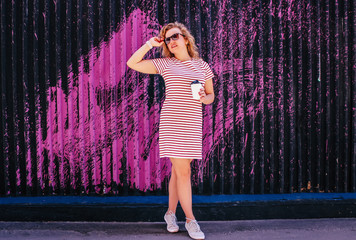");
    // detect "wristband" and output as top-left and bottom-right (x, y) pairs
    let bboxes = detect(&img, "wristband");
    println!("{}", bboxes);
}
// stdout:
(146, 41), (153, 49)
